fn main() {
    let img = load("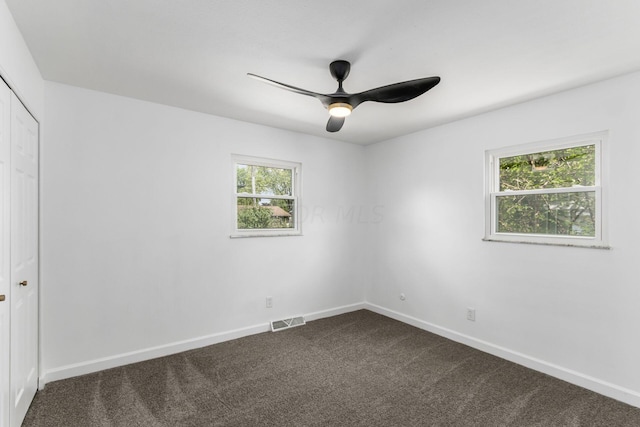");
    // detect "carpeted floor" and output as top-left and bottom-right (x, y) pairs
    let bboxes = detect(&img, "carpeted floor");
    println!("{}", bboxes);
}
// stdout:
(22, 310), (640, 426)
